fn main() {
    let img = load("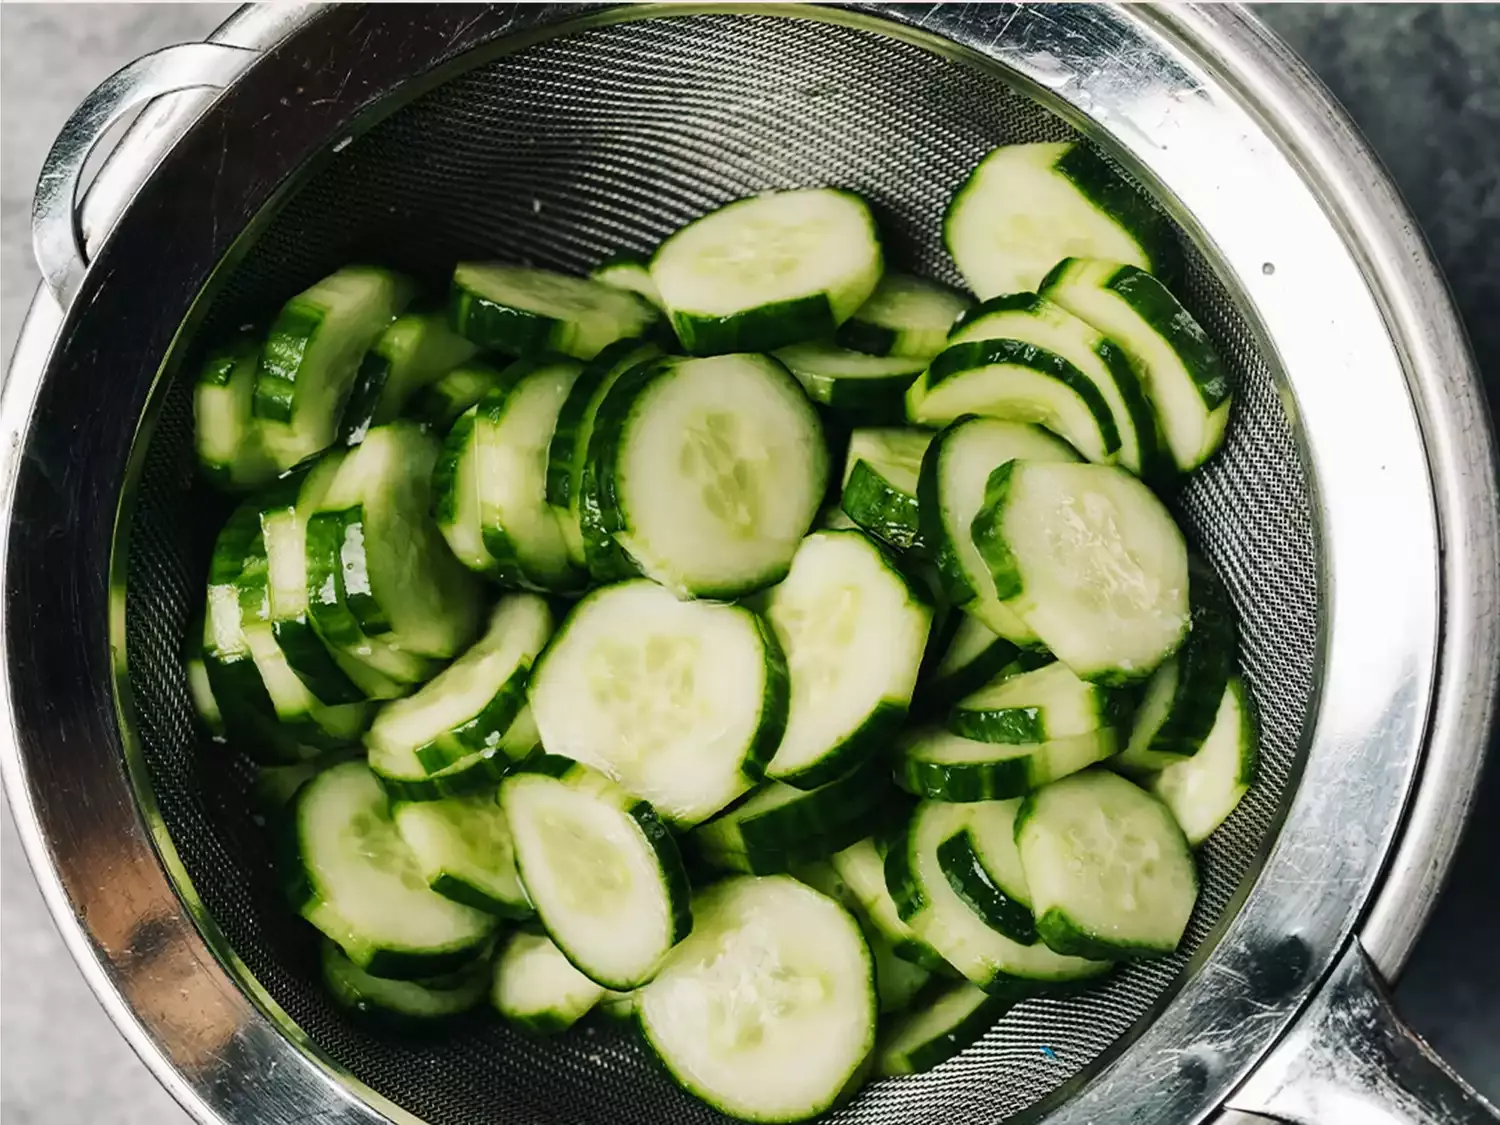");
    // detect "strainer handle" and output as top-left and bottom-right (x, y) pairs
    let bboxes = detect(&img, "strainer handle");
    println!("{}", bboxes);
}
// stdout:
(30, 41), (259, 309)
(1226, 939), (1499, 1124)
